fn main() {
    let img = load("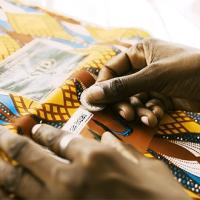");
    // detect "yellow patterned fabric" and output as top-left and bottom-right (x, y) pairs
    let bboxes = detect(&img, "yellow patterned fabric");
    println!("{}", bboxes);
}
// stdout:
(6, 12), (75, 40)
(0, 34), (20, 60)
(0, 0), (199, 199)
